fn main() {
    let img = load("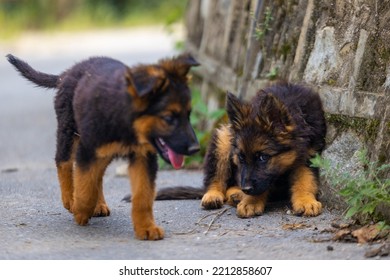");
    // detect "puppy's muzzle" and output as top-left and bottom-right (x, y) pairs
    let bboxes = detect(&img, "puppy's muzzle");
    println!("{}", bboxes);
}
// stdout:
(241, 185), (255, 195)
(186, 143), (200, 155)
